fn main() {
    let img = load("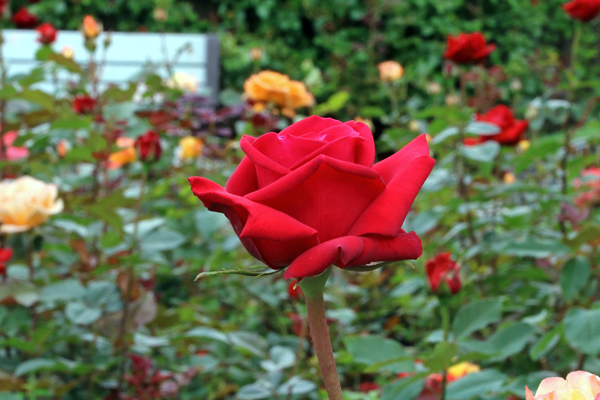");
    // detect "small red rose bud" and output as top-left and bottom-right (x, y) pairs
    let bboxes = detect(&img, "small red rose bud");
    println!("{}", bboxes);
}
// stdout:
(135, 131), (162, 162)
(0, 247), (13, 277)
(563, 0), (600, 22)
(426, 252), (462, 294)
(36, 23), (58, 45)
(72, 94), (96, 114)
